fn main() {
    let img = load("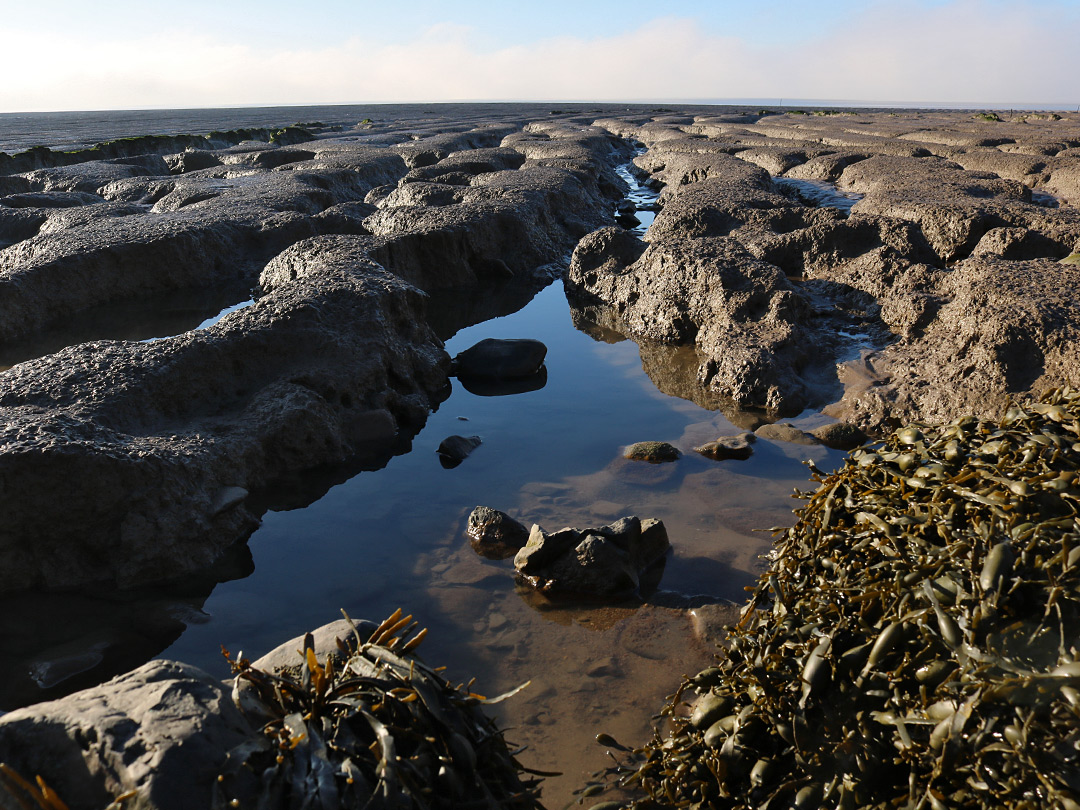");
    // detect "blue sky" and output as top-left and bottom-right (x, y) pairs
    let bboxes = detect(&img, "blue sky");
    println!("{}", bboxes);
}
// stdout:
(2, 0), (1078, 112)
